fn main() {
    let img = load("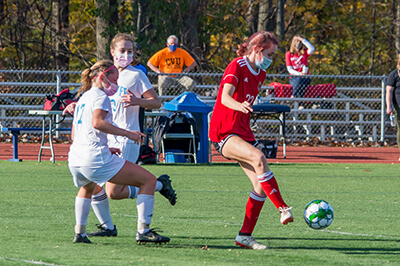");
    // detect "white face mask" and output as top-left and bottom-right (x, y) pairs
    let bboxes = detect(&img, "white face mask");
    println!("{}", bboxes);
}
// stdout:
(102, 76), (119, 96)
(255, 55), (272, 70)
(114, 53), (133, 68)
